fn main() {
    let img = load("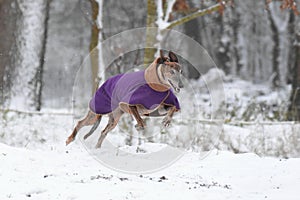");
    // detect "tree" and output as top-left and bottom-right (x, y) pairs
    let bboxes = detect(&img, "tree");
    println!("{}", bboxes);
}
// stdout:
(267, 5), (281, 88)
(0, 0), (50, 111)
(289, 30), (300, 120)
(144, 0), (230, 64)
(265, 0), (300, 120)
(0, 0), (19, 109)
(89, 0), (100, 93)
(88, 0), (105, 93)
(4, 0), (50, 111)
(36, 0), (50, 111)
